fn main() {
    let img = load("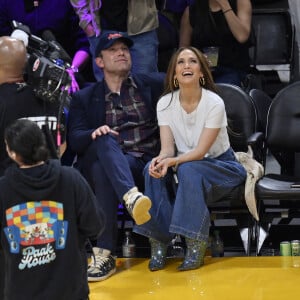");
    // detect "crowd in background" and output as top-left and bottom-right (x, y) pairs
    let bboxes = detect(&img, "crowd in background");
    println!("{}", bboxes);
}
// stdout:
(0, 0), (299, 299)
